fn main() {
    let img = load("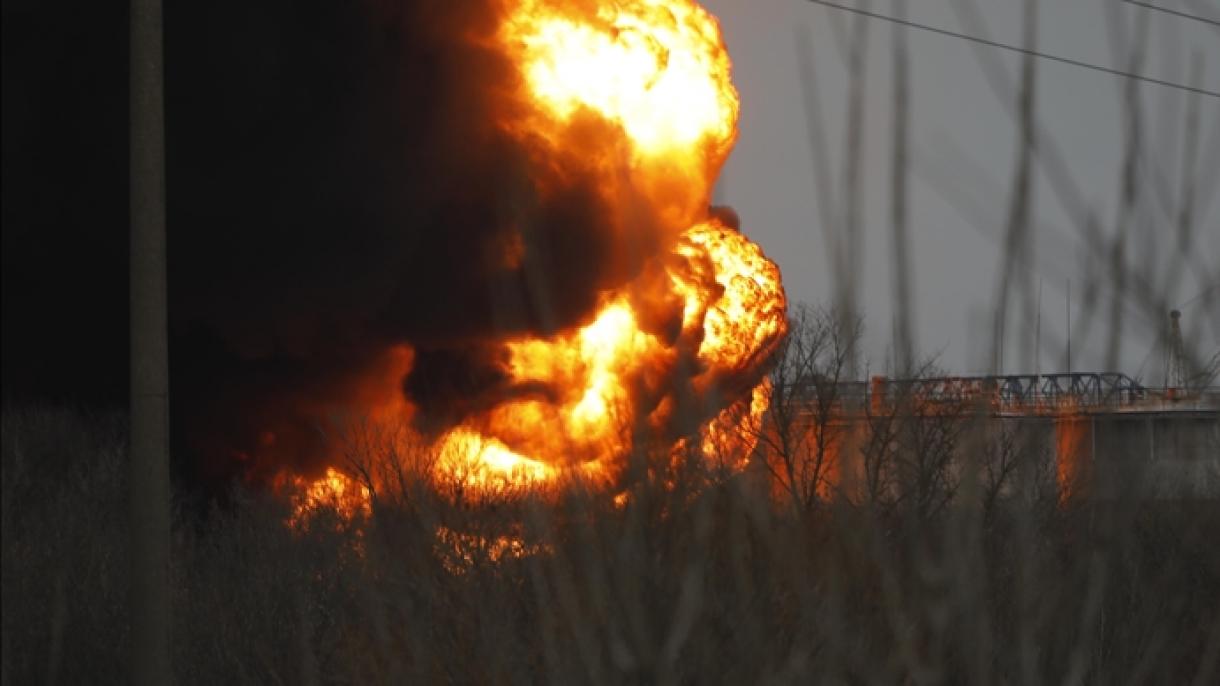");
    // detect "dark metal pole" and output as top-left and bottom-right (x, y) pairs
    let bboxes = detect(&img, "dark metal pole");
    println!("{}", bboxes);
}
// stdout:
(130, 0), (171, 681)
